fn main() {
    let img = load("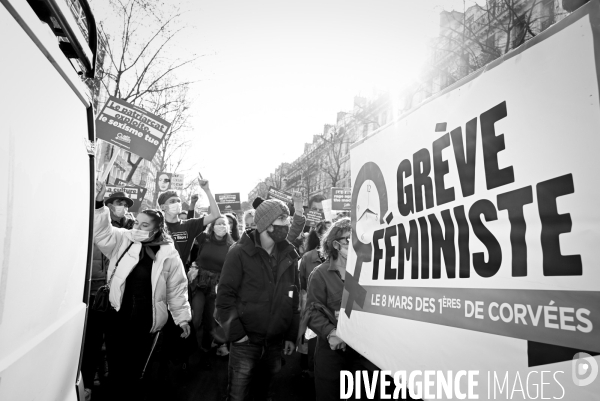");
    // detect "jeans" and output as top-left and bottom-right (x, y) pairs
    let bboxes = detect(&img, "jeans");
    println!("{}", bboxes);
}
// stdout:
(227, 340), (283, 401)
(191, 288), (218, 349)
